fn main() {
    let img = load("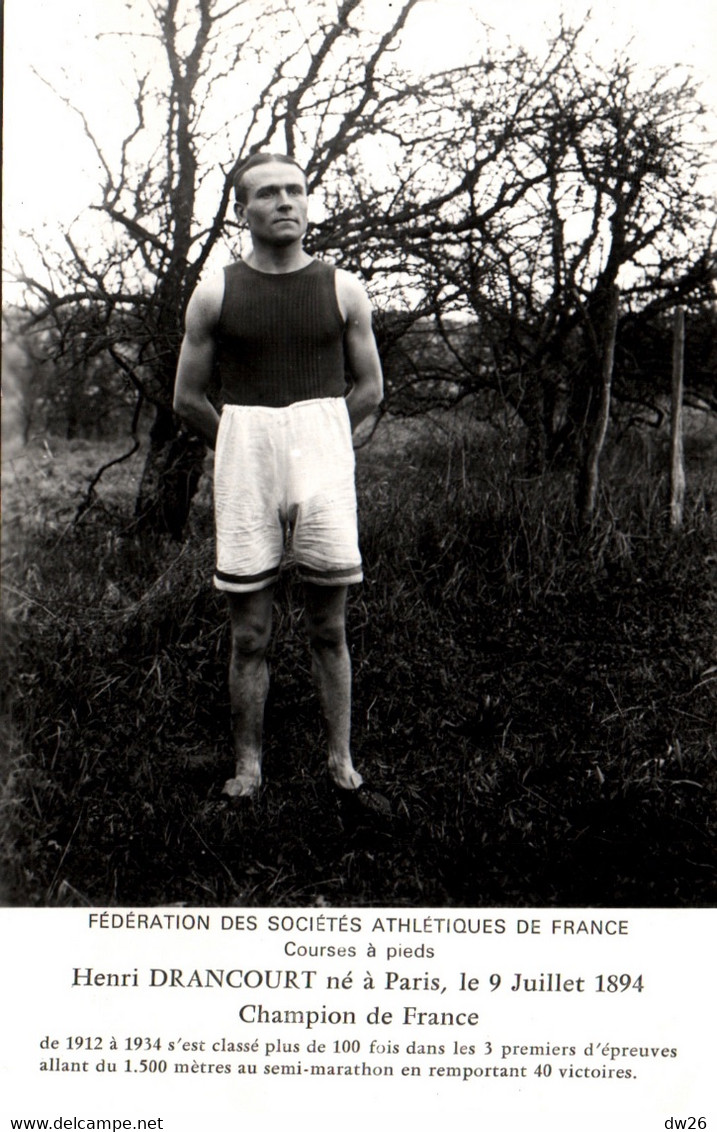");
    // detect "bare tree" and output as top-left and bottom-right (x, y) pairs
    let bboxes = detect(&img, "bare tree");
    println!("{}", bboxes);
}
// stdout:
(362, 24), (716, 472)
(16, 0), (425, 535)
